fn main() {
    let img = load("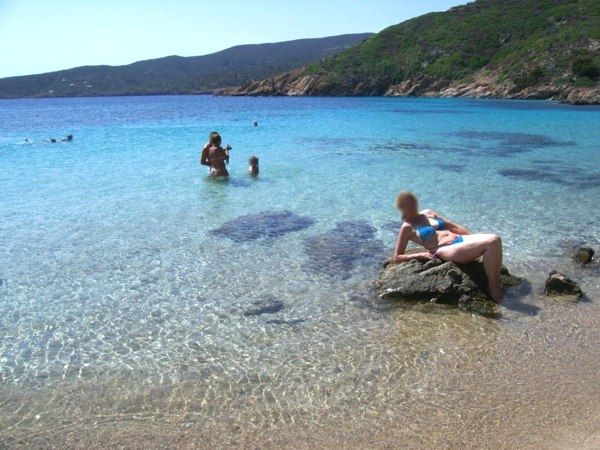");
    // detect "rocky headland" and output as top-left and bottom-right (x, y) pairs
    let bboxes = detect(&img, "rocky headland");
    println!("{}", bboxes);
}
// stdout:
(223, 69), (600, 104)
(222, 0), (600, 105)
